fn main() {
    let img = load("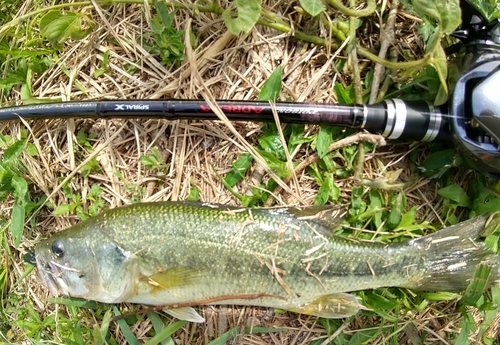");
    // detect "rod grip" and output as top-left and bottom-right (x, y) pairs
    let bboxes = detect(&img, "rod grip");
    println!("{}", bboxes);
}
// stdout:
(364, 100), (450, 142)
